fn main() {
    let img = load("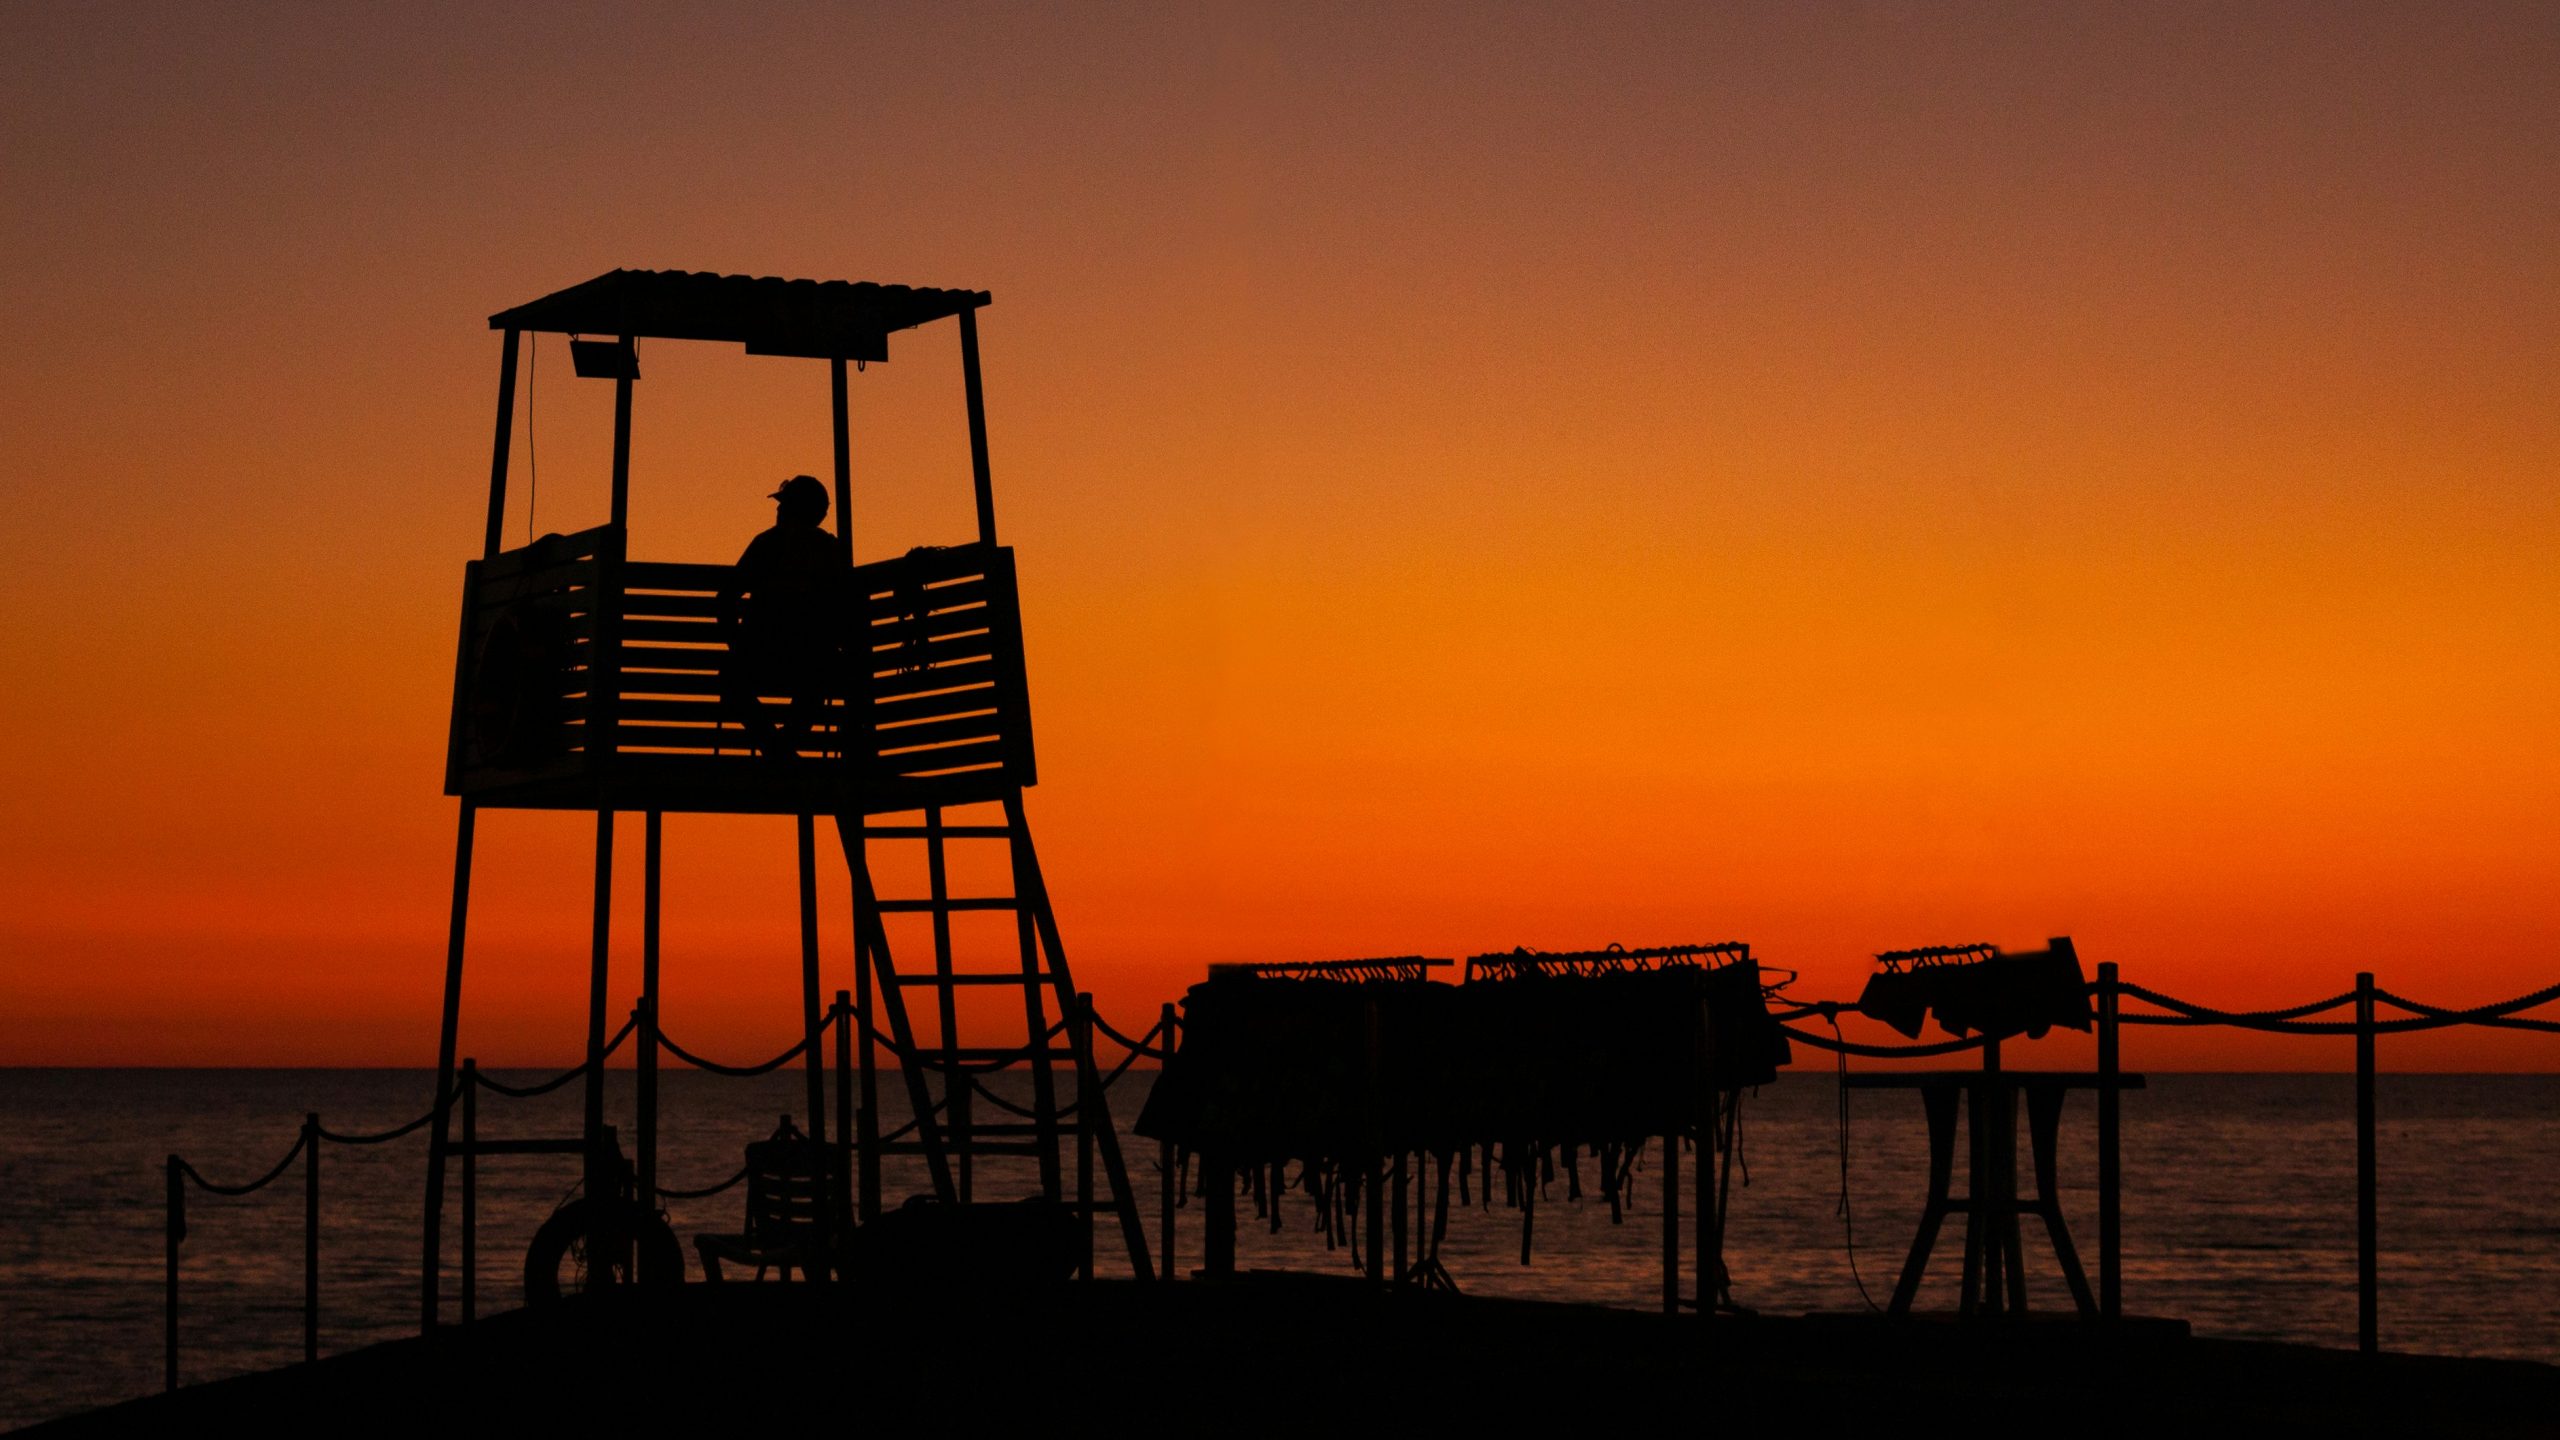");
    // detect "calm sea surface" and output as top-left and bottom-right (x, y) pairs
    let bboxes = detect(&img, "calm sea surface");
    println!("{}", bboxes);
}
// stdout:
(3, 1069), (2556, 1429)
